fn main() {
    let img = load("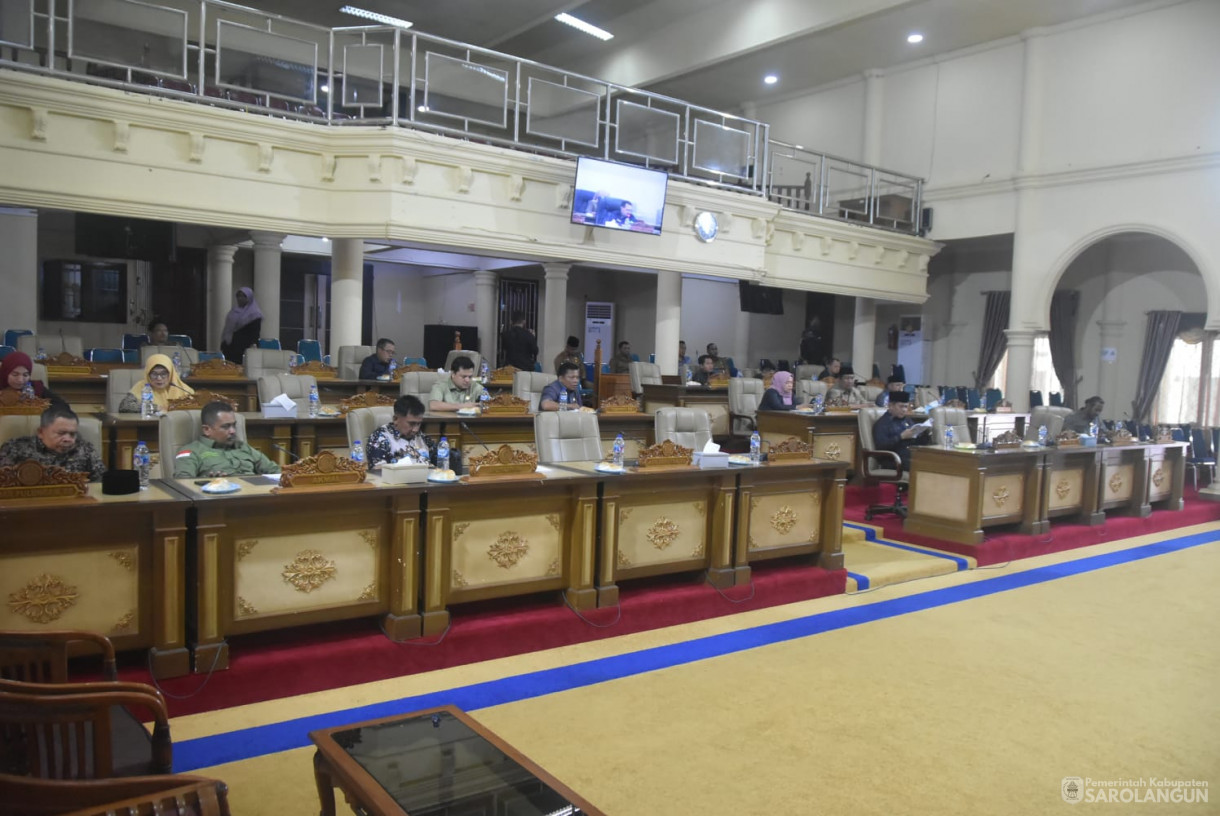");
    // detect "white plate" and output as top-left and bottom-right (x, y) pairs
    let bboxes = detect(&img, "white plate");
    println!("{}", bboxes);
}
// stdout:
(456, 407), (480, 416)
(727, 455), (753, 466)
(595, 462), (625, 474)
(427, 472), (460, 483)
(200, 481), (241, 494)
